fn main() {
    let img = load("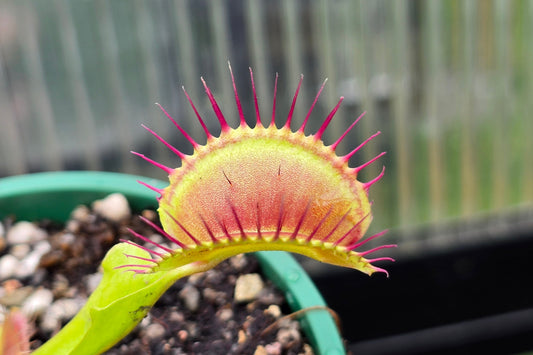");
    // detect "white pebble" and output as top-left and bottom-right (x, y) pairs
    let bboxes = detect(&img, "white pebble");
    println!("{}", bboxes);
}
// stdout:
(254, 345), (268, 355)
(230, 254), (248, 270)
(234, 273), (264, 302)
(144, 323), (166, 340)
(85, 272), (103, 294)
(265, 304), (282, 318)
(70, 205), (91, 222)
(217, 308), (233, 322)
(21, 288), (54, 317)
(277, 327), (301, 347)
(92, 193), (131, 222)
(6, 221), (47, 245)
(33, 240), (52, 255)
(10, 244), (30, 259)
(15, 241), (51, 279)
(264, 342), (282, 355)
(41, 298), (85, 332)
(179, 284), (200, 312)
(0, 254), (19, 280)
